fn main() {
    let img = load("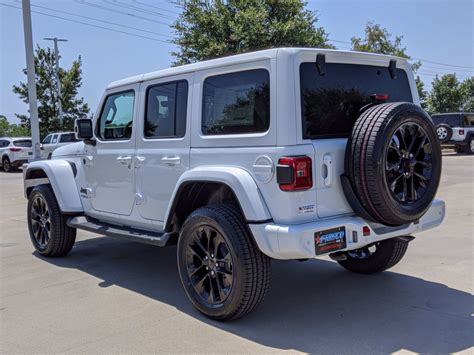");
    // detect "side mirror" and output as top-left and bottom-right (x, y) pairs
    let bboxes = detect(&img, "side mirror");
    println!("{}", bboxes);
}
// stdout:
(74, 119), (95, 144)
